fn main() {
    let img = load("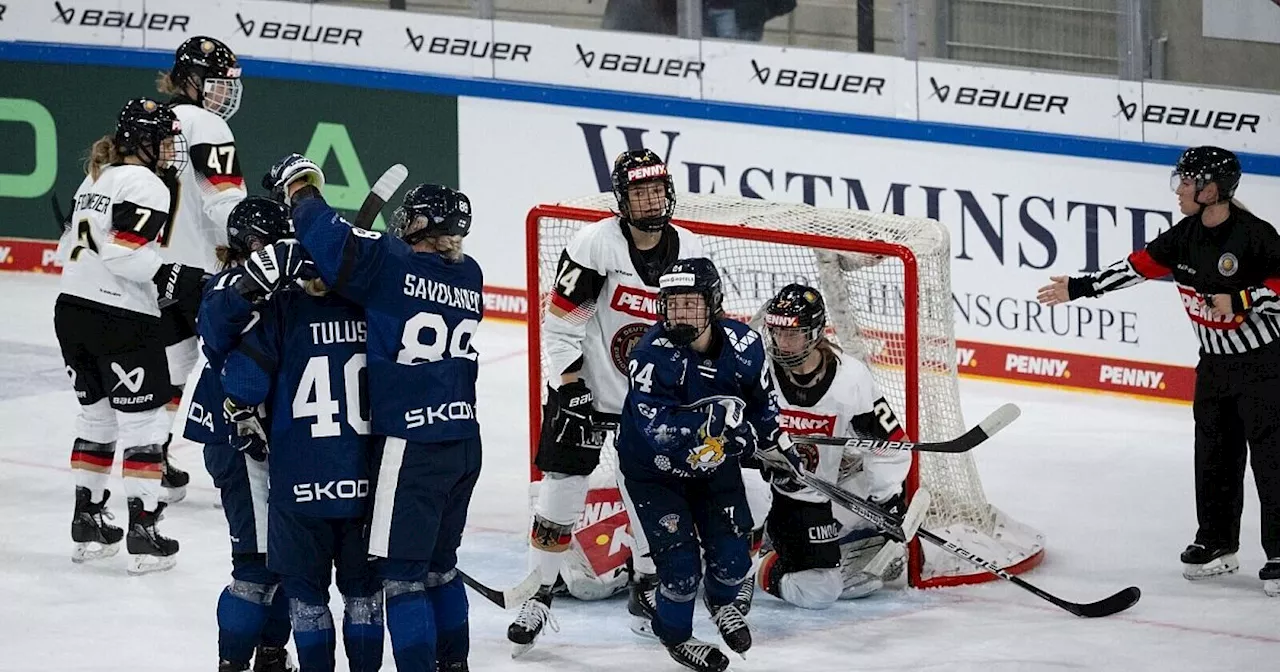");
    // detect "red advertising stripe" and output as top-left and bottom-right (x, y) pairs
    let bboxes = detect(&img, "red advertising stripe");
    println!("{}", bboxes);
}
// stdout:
(0, 238), (61, 274)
